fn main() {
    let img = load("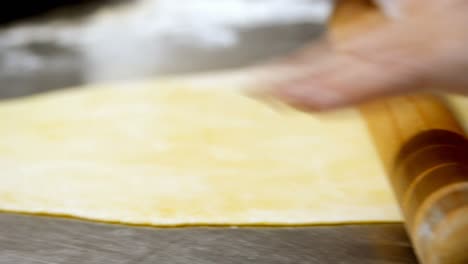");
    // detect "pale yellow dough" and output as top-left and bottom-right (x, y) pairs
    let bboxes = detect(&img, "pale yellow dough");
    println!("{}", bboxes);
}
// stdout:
(0, 75), (401, 225)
